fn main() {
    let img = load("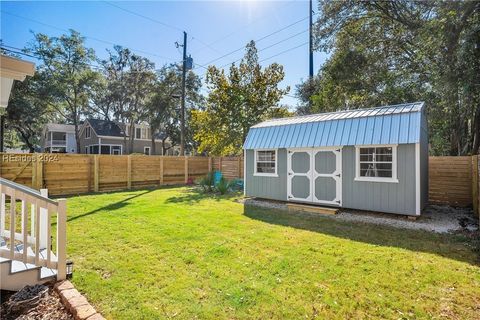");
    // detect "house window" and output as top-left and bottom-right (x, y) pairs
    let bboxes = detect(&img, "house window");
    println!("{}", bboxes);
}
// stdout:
(254, 150), (277, 176)
(144, 147), (151, 155)
(135, 127), (142, 139)
(85, 127), (91, 139)
(111, 146), (121, 155)
(355, 145), (398, 183)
